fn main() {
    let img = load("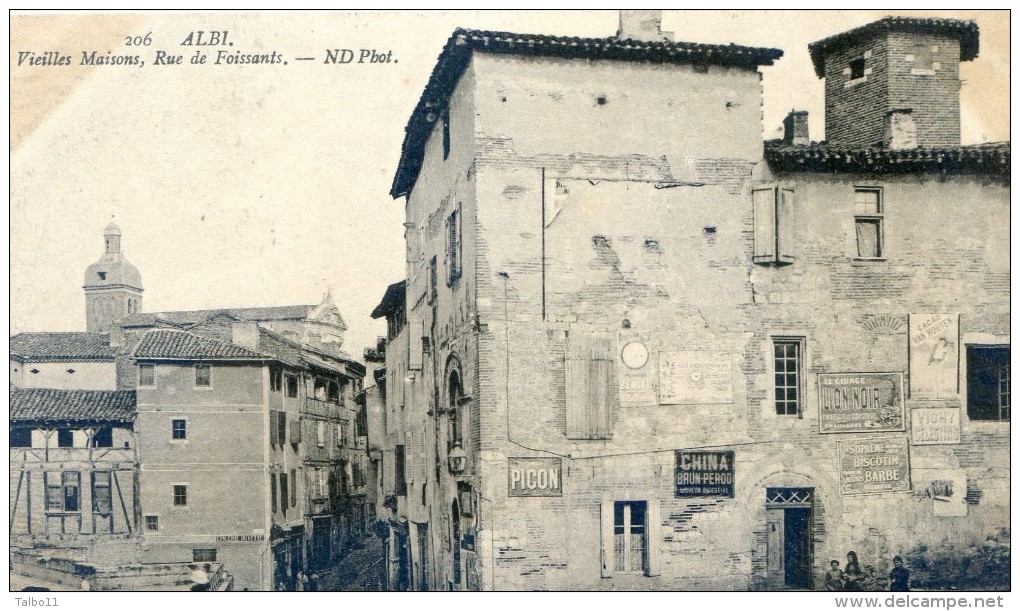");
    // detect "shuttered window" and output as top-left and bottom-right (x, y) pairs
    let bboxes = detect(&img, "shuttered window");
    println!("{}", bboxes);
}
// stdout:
(600, 499), (661, 578)
(753, 184), (795, 265)
(565, 334), (616, 440)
